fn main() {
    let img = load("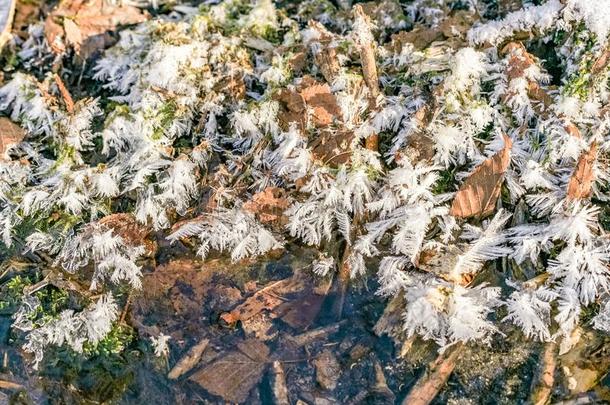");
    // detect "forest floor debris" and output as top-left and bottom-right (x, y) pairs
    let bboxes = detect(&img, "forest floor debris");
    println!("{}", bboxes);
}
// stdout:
(2, 0), (610, 403)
